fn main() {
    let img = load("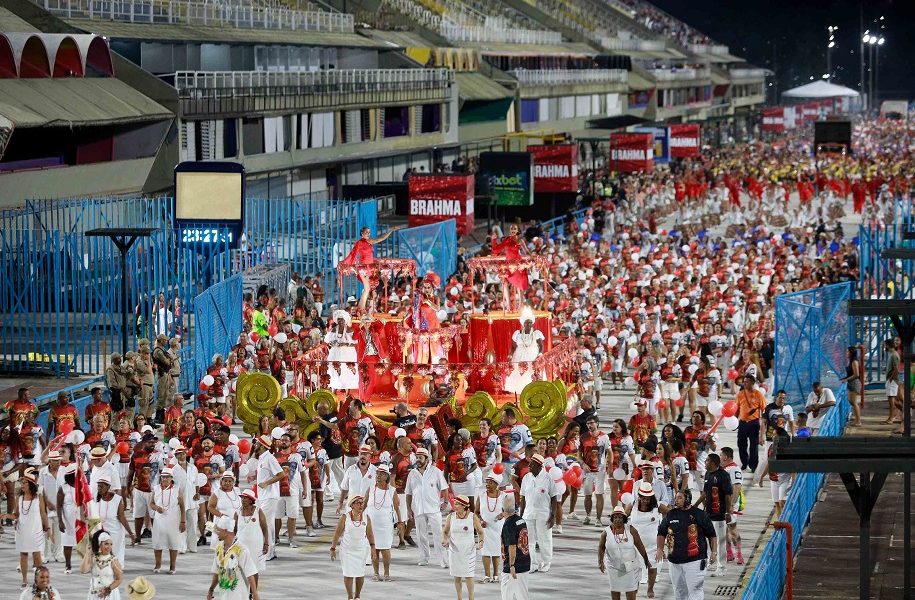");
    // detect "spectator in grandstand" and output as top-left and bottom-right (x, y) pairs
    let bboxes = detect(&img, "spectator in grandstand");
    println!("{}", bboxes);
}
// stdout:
(804, 382), (836, 433)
